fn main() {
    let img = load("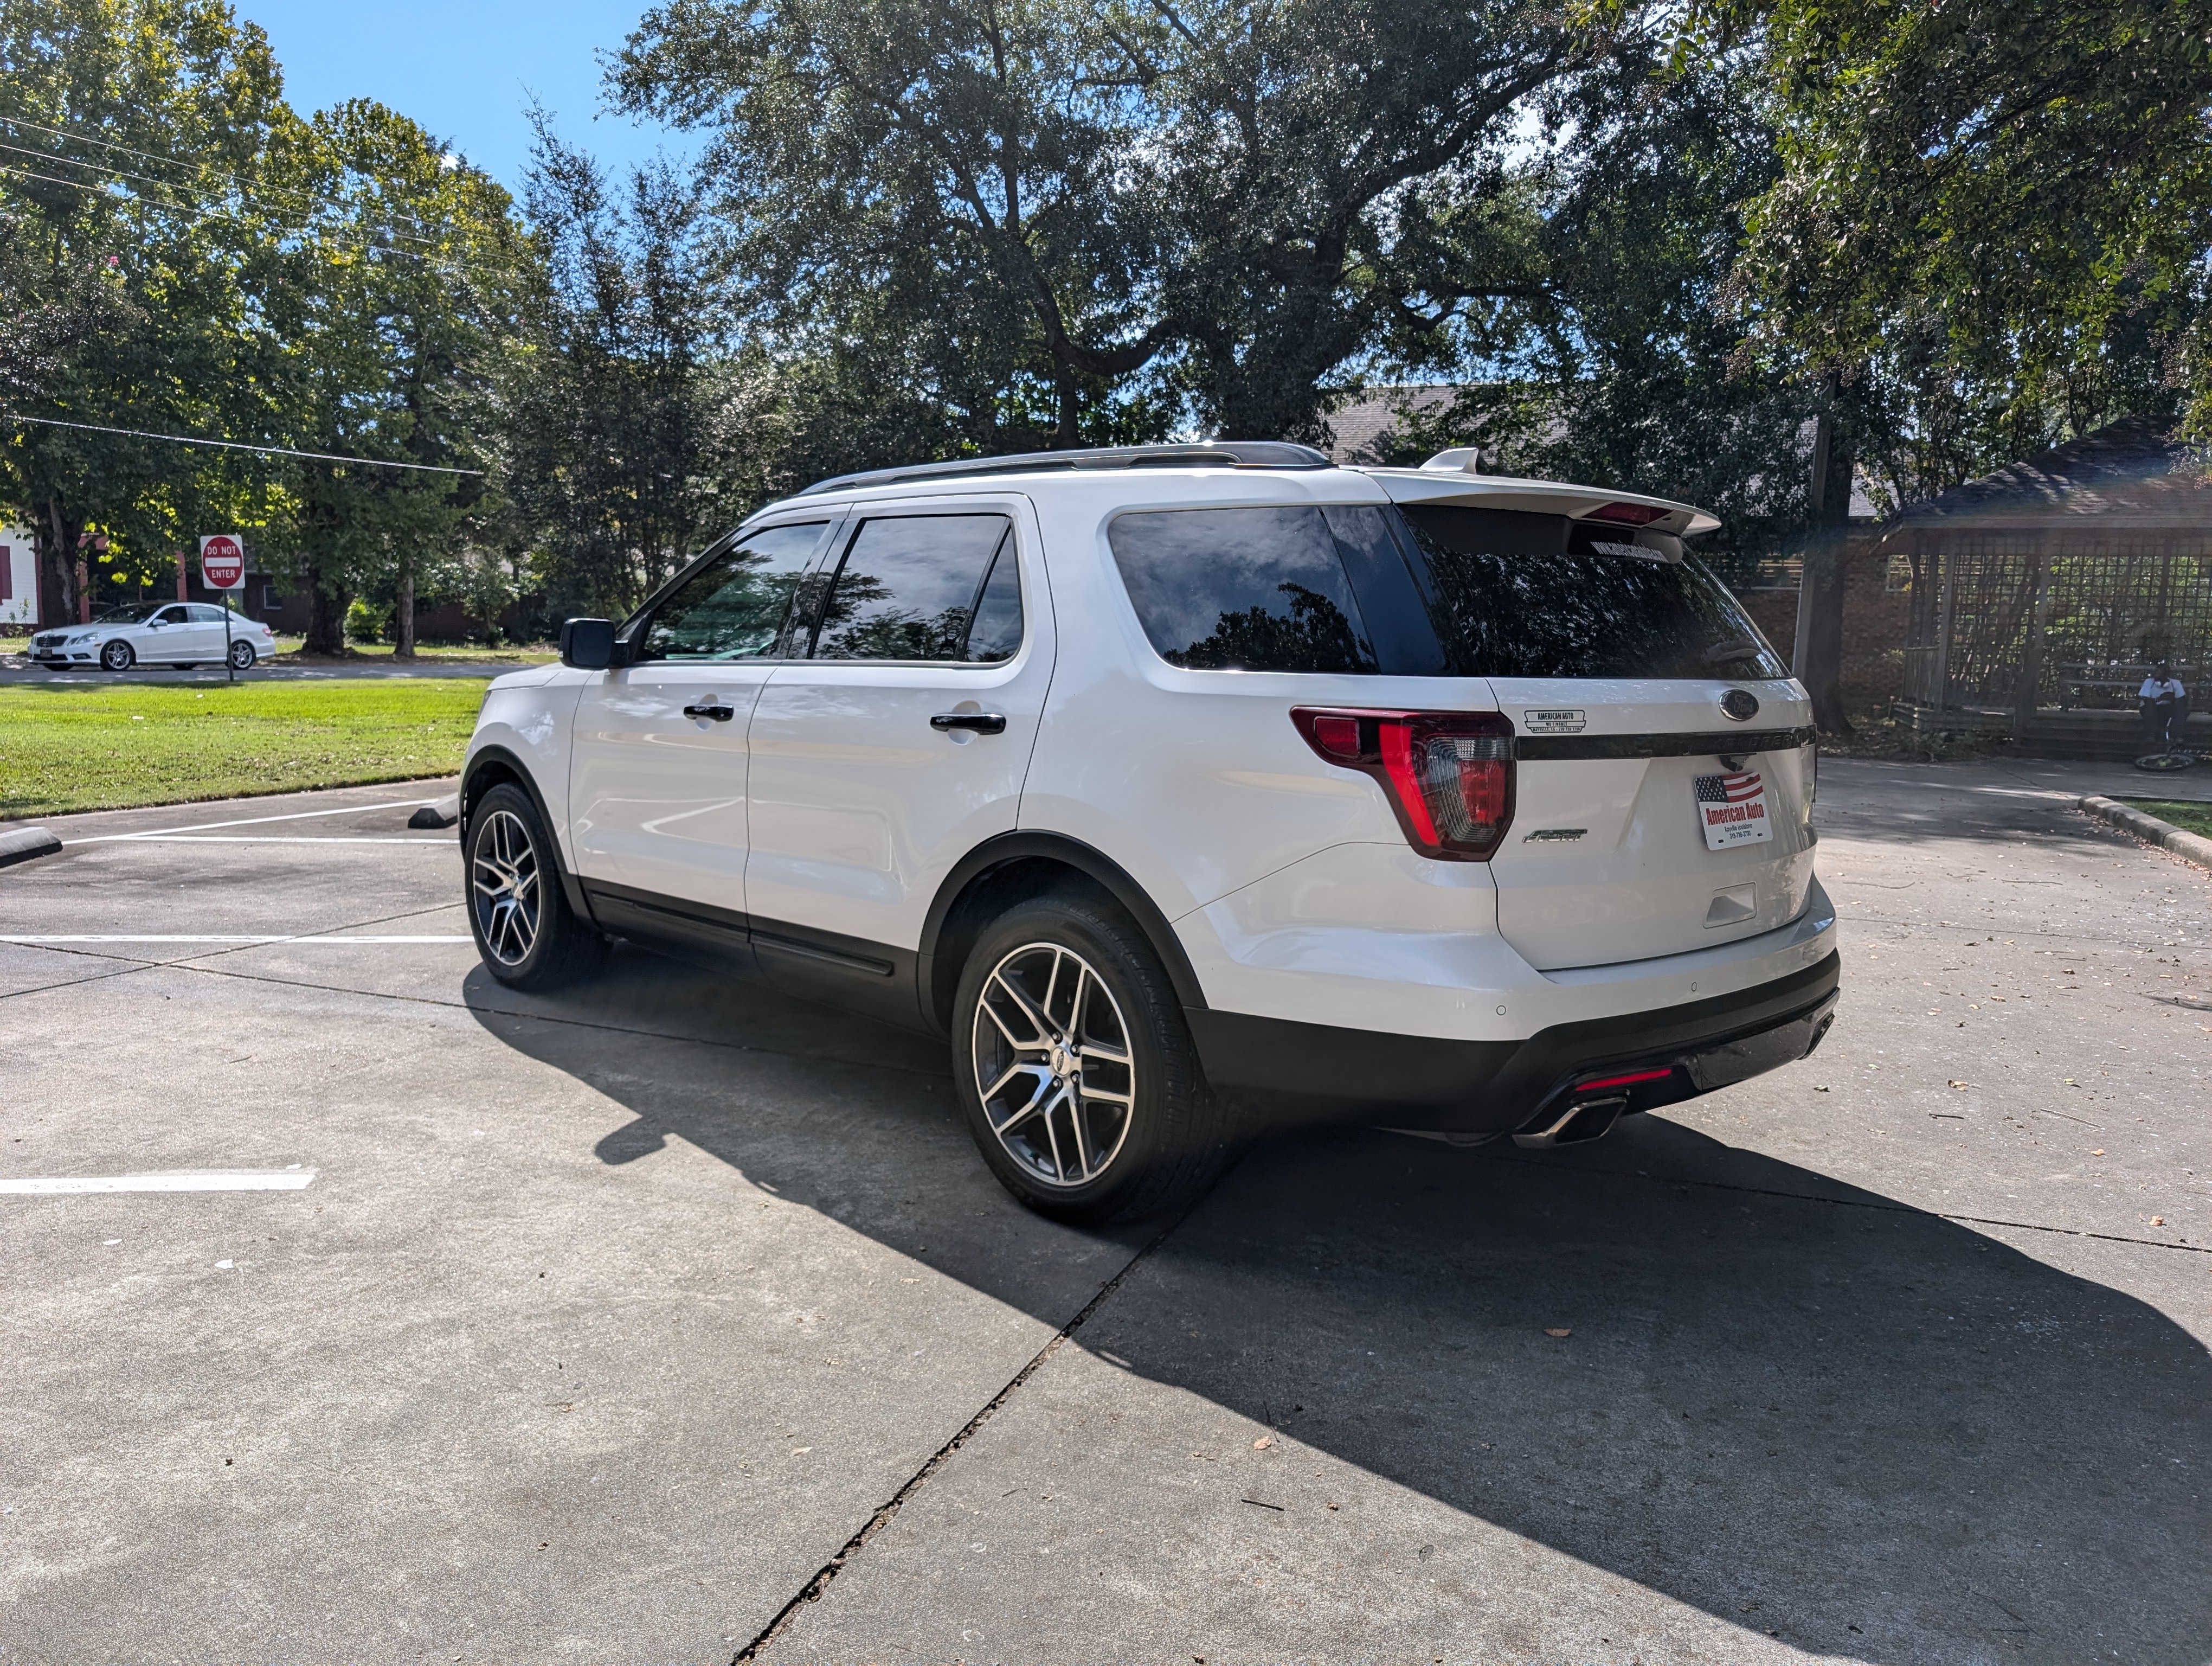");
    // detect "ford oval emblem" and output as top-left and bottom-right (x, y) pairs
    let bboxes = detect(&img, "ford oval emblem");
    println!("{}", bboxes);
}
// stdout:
(1720, 689), (1760, 722)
